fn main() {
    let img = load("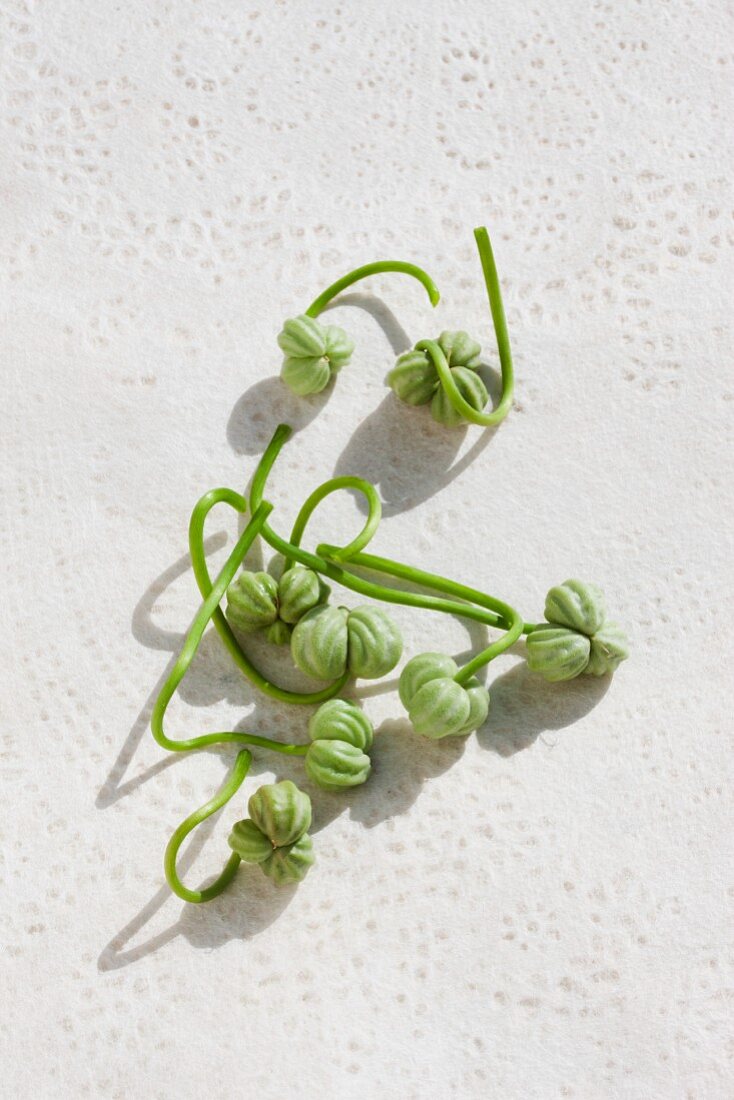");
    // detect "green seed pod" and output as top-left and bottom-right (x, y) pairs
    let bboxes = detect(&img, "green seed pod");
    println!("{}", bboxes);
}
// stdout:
(585, 621), (629, 677)
(398, 652), (458, 709)
(408, 677), (472, 739)
(248, 780), (312, 848)
(291, 604), (402, 681)
(260, 834), (315, 886)
(278, 315), (354, 396)
(281, 355), (332, 396)
(544, 579), (606, 636)
(308, 698), (373, 750)
(525, 624), (591, 682)
(266, 620), (292, 646)
(400, 653), (489, 738)
(387, 330), (484, 421)
(277, 564), (323, 625)
(277, 315), (327, 358)
(226, 571), (279, 633)
(323, 324), (354, 370)
(227, 818), (273, 864)
(438, 330), (482, 369)
(346, 606), (403, 679)
(453, 677), (491, 736)
(291, 605), (349, 680)
(431, 365), (489, 427)
(386, 349), (438, 406)
(305, 739), (371, 790)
